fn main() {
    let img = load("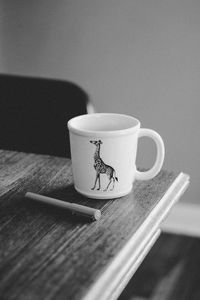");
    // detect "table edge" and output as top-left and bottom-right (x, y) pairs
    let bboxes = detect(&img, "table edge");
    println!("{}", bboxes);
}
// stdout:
(82, 172), (190, 300)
